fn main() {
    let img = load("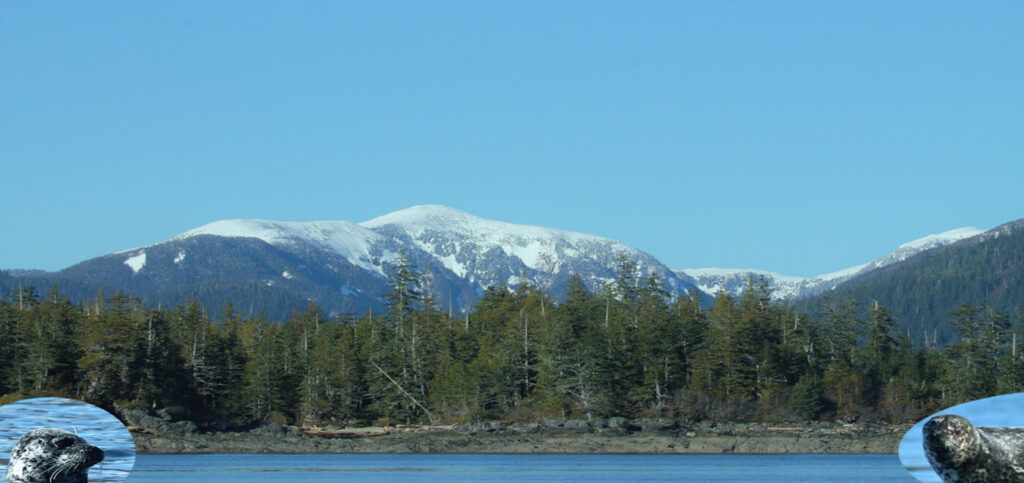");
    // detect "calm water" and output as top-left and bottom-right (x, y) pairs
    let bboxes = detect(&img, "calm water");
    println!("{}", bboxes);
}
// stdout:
(0, 397), (135, 482)
(129, 454), (915, 482)
(0, 398), (930, 482)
